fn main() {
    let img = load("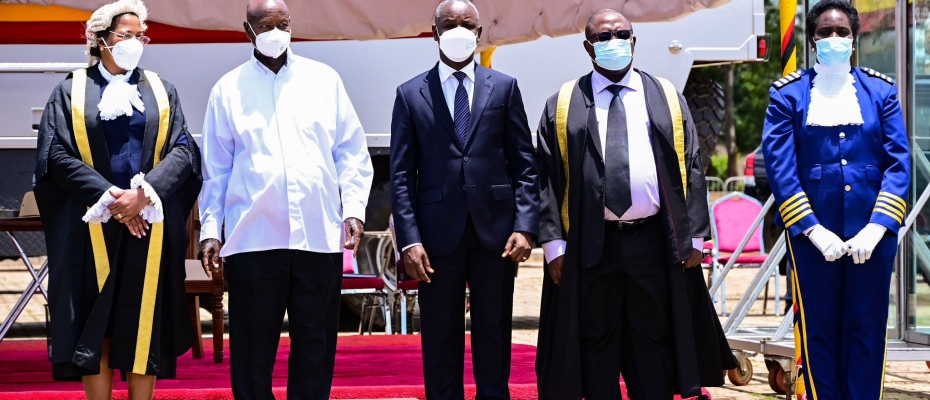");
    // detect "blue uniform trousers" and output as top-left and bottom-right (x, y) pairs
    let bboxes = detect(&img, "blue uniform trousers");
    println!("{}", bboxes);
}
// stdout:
(787, 233), (895, 400)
